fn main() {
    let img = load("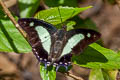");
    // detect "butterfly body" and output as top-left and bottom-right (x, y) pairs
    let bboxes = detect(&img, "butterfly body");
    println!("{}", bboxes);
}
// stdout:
(18, 18), (101, 71)
(48, 30), (67, 62)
